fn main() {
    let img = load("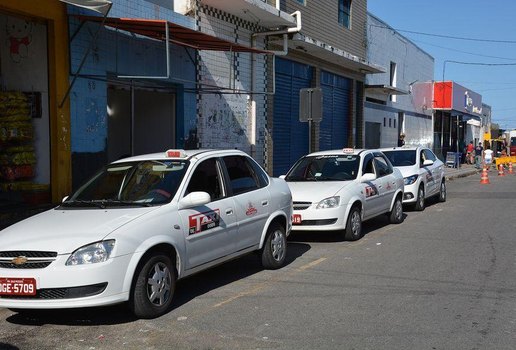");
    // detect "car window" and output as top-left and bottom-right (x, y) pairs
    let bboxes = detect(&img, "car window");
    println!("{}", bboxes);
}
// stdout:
(223, 155), (261, 195)
(185, 158), (224, 201)
(286, 155), (359, 181)
(362, 153), (375, 175)
(66, 160), (188, 206)
(248, 157), (270, 187)
(383, 150), (416, 166)
(374, 155), (393, 177)
(423, 149), (437, 162)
